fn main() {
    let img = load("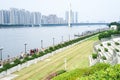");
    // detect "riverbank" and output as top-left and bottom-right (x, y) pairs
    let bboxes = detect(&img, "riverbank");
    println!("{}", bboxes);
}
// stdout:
(12, 34), (99, 80)
(0, 26), (108, 60)
(0, 30), (100, 79)
(0, 33), (99, 80)
(0, 28), (108, 65)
